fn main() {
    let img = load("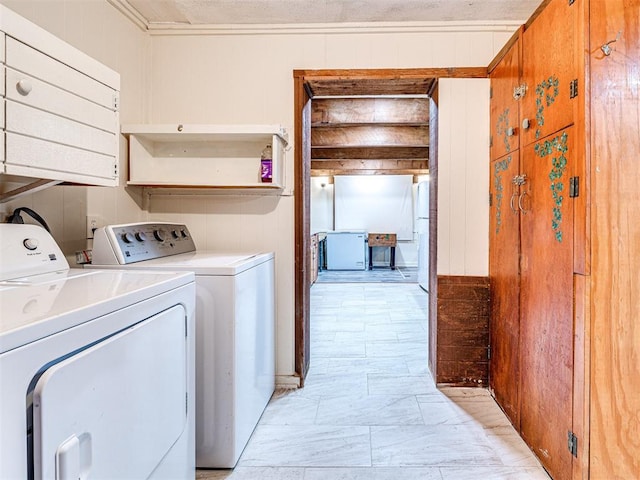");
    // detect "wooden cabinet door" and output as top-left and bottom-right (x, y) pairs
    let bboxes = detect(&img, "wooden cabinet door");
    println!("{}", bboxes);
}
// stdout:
(519, 126), (575, 480)
(489, 152), (521, 427)
(490, 33), (521, 161)
(521, 0), (578, 147)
